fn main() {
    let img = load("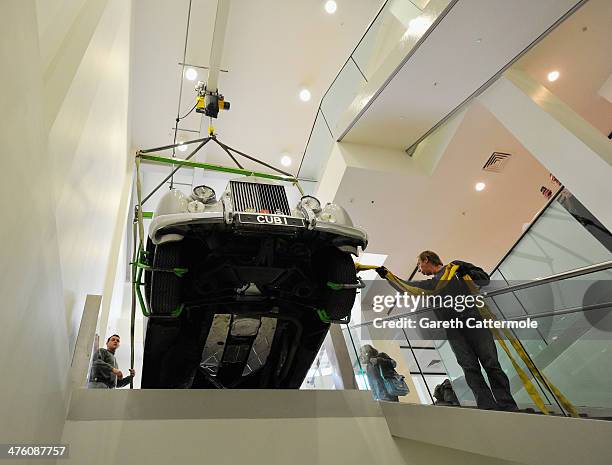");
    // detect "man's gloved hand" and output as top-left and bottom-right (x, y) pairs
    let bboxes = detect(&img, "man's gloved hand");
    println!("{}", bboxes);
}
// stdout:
(375, 266), (389, 279)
